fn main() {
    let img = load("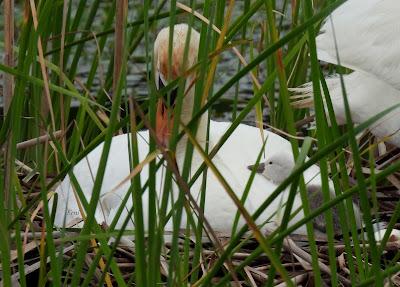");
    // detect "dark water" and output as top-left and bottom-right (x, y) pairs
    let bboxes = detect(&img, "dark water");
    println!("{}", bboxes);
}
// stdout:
(1, 1), (289, 123)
